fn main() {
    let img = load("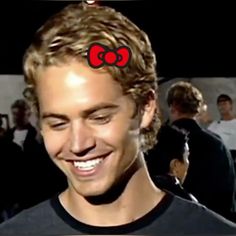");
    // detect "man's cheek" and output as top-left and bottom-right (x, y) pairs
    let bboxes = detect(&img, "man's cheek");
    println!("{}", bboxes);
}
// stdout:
(97, 123), (121, 142)
(44, 134), (61, 156)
